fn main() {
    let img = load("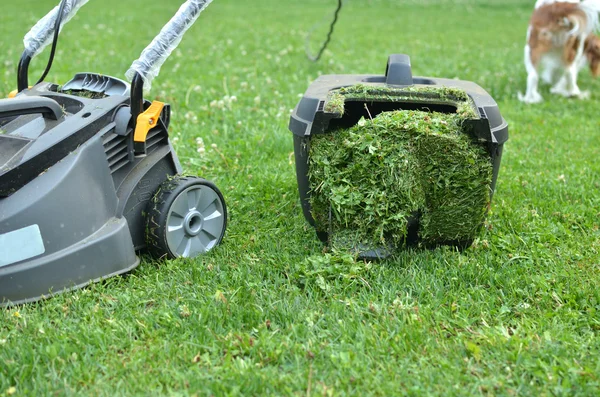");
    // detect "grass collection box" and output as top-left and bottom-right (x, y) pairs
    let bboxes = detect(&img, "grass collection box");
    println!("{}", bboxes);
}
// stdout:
(289, 55), (509, 257)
